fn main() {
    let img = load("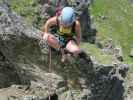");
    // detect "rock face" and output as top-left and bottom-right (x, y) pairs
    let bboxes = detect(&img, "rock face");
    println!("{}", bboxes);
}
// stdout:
(0, 2), (129, 100)
(0, 51), (21, 88)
